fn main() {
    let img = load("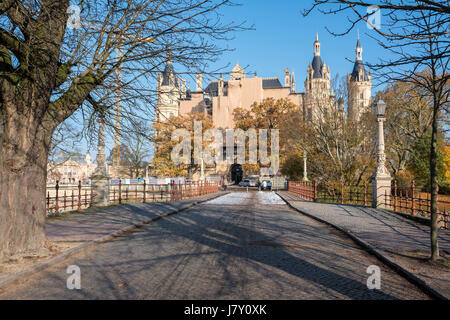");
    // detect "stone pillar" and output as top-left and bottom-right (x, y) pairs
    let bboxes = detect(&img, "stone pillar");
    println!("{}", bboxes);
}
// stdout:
(196, 73), (202, 92)
(91, 119), (110, 206)
(302, 151), (309, 182)
(372, 103), (391, 208)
